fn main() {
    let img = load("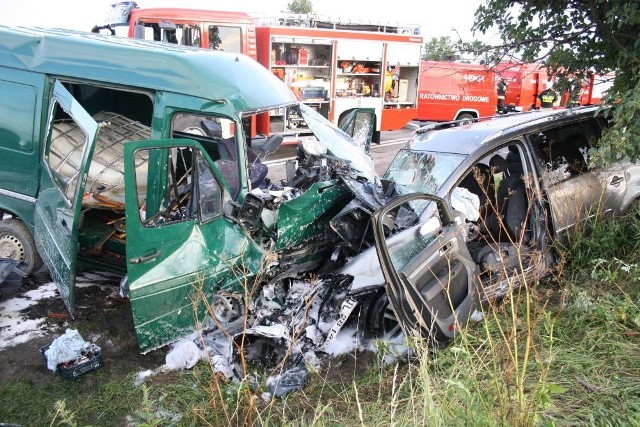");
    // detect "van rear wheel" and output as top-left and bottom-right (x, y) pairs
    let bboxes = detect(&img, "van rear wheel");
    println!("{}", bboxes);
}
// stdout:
(0, 219), (42, 276)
